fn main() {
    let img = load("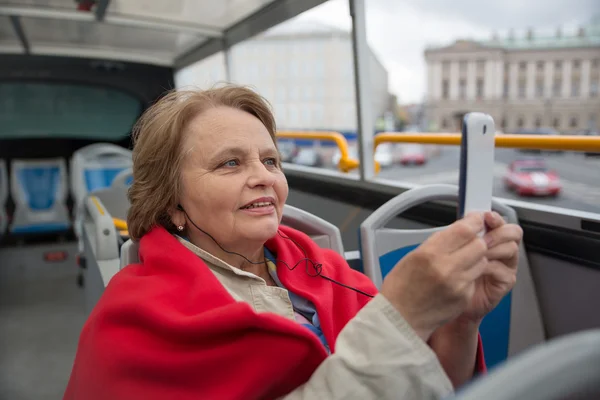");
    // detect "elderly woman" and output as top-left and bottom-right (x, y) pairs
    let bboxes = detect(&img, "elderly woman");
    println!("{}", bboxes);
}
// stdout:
(64, 85), (522, 400)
